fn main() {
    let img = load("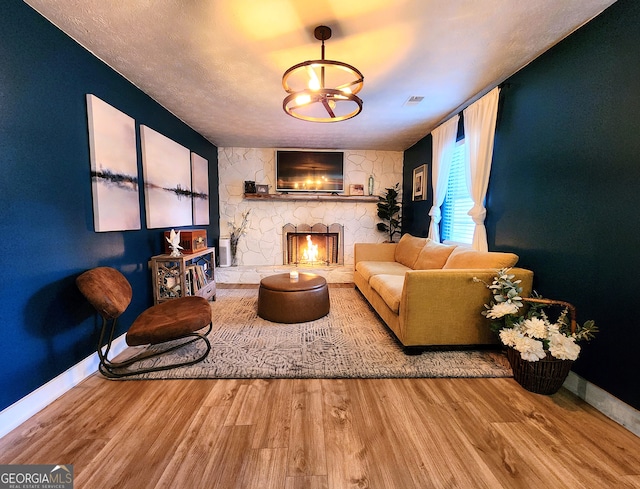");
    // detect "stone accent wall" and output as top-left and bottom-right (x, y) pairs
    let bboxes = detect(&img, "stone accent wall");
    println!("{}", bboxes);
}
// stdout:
(218, 147), (404, 266)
